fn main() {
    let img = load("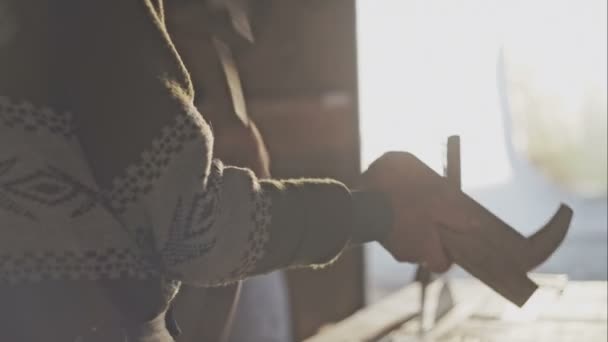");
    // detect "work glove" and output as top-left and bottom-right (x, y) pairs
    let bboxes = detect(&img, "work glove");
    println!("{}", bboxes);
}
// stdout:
(358, 152), (477, 273)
